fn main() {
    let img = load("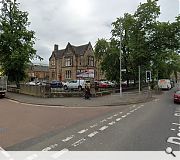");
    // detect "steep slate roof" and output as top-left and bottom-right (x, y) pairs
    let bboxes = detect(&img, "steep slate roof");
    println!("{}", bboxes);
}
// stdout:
(71, 43), (89, 55)
(50, 42), (91, 59)
(33, 65), (49, 72)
